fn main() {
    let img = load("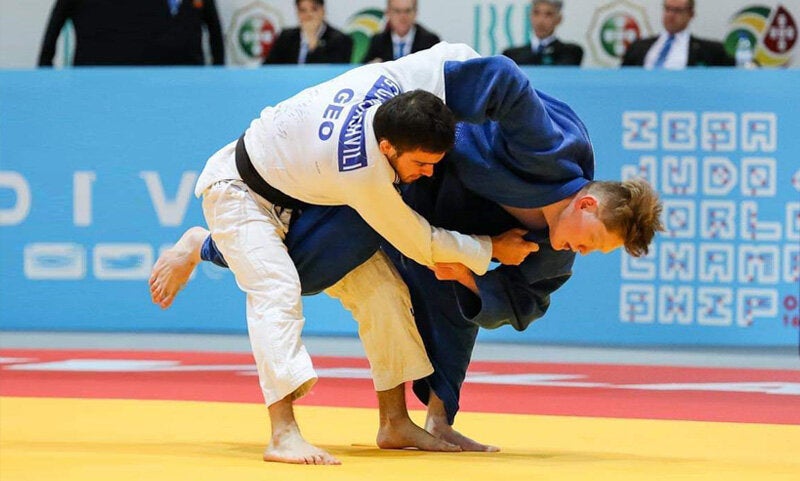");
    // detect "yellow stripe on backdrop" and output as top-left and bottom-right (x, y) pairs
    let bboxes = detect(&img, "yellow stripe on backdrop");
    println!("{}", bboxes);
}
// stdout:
(1, 397), (797, 481)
